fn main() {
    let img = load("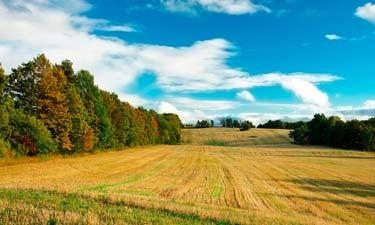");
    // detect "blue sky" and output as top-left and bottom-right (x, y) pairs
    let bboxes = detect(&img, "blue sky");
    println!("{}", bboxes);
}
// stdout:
(0, 0), (374, 123)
